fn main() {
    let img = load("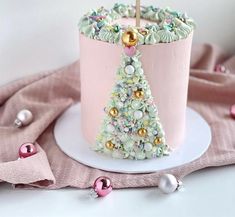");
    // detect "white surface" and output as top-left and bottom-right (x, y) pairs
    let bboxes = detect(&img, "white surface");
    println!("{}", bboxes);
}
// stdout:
(1, 0), (235, 85)
(0, 165), (235, 217)
(54, 103), (211, 173)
